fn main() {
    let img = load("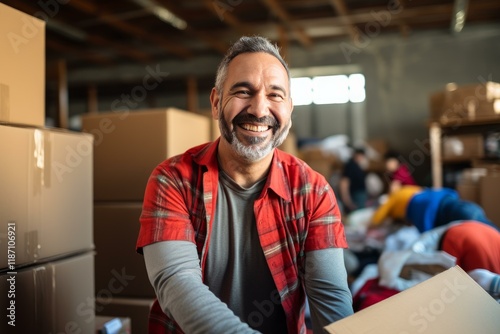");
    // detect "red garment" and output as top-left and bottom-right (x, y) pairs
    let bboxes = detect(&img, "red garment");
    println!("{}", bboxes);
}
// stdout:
(137, 139), (348, 334)
(391, 164), (417, 186)
(352, 278), (400, 312)
(441, 221), (500, 274)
